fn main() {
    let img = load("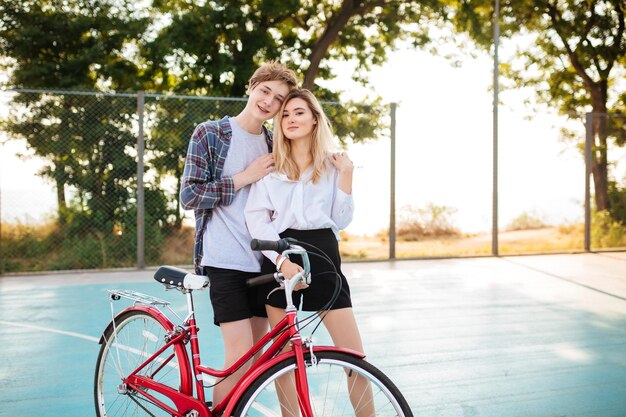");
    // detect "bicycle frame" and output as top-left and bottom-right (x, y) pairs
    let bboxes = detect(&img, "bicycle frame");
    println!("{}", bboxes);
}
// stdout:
(104, 287), (366, 417)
